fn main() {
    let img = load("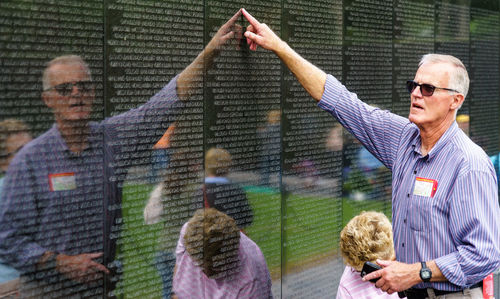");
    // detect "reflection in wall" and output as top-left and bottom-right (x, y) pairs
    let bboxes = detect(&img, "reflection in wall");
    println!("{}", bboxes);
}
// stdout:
(0, 0), (499, 298)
